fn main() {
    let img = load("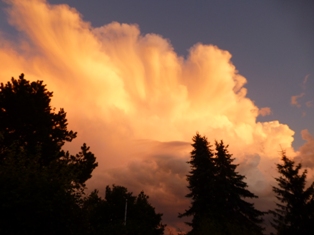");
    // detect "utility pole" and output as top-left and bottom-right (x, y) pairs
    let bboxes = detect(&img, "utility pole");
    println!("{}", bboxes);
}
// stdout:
(124, 198), (128, 226)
